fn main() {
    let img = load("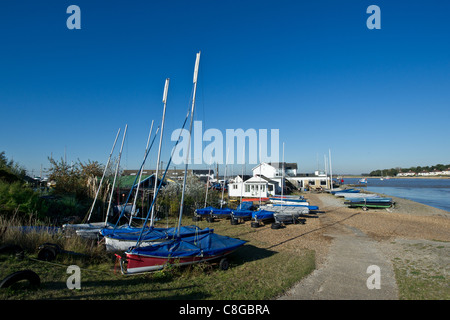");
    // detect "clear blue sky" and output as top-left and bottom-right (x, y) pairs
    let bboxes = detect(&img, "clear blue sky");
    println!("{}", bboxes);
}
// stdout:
(1, 0), (449, 176)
